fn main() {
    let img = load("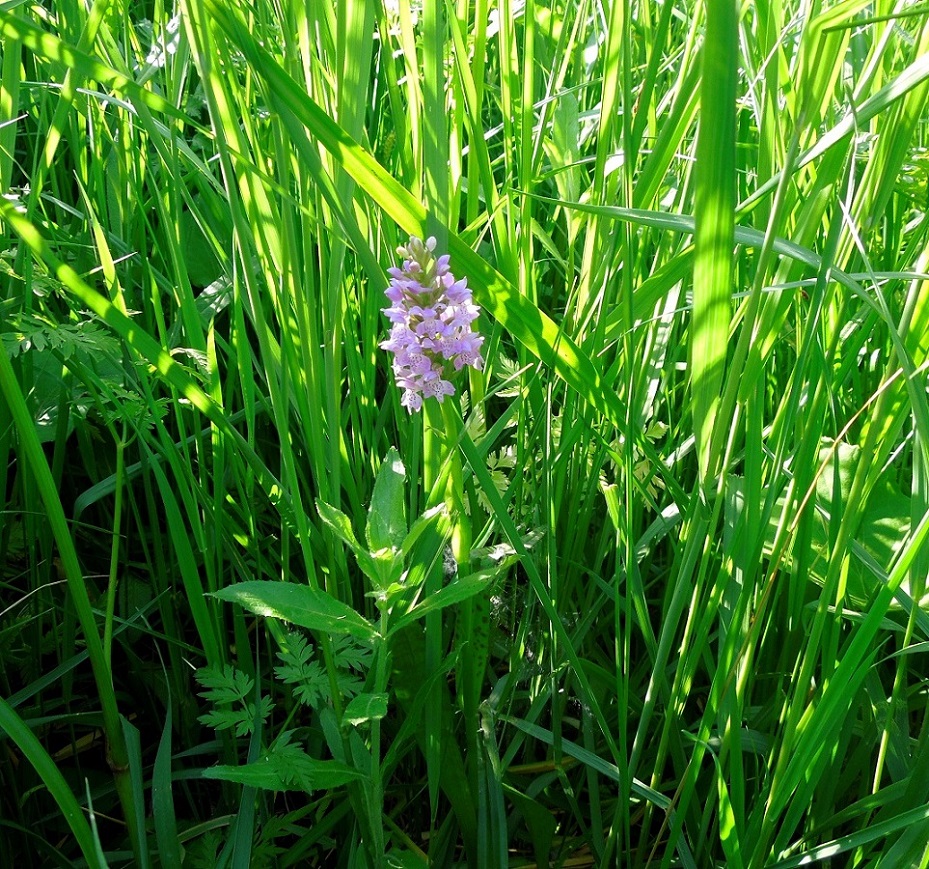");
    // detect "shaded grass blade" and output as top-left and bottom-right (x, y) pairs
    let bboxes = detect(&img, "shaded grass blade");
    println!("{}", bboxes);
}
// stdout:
(0, 696), (107, 868)
(152, 701), (183, 868)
